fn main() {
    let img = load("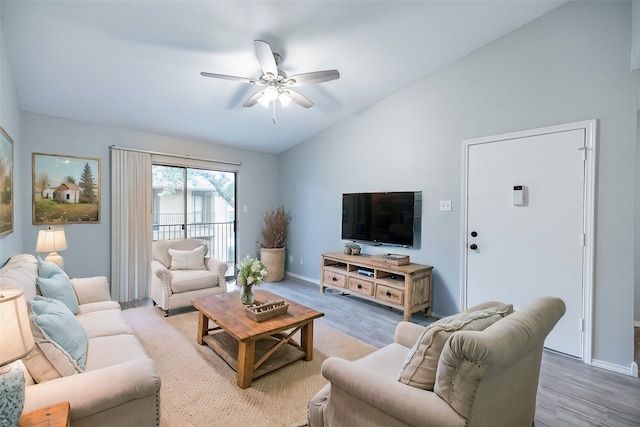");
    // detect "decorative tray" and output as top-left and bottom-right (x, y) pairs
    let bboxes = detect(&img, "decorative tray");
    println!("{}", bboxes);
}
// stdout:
(245, 299), (289, 322)
(371, 253), (410, 266)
